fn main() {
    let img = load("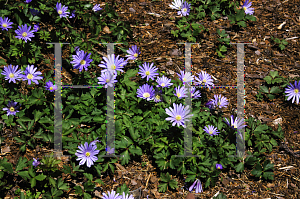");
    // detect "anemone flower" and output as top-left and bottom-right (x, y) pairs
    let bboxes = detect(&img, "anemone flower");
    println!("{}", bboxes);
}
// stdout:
(156, 75), (173, 88)
(20, 65), (43, 85)
(242, 0), (254, 15)
(1, 64), (23, 83)
(99, 54), (127, 73)
(138, 62), (159, 81)
(15, 24), (35, 43)
(75, 142), (100, 168)
(97, 71), (118, 88)
(285, 80), (300, 104)
(126, 45), (141, 60)
(203, 125), (220, 136)
(178, 1), (191, 16)
(165, 103), (193, 128)
(137, 84), (155, 101)
(70, 49), (93, 72)
(45, 81), (58, 92)
(189, 179), (203, 193)
(0, 17), (13, 31)
(2, 101), (21, 116)
(56, 2), (70, 18)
